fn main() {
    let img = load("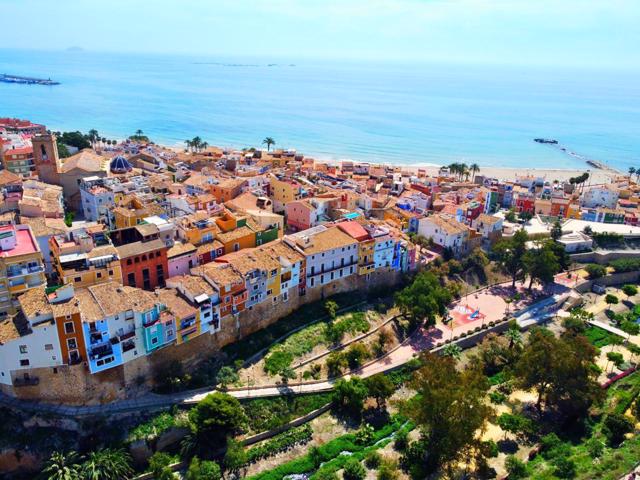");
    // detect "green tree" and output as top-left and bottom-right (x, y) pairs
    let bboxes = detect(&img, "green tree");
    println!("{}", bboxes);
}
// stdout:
(343, 457), (366, 480)
(216, 366), (239, 389)
(513, 328), (603, 416)
(605, 294), (619, 310)
(324, 300), (339, 319)
(188, 393), (247, 451)
(80, 448), (133, 480)
(332, 377), (369, 416)
(505, 208), (517, 223)
(562, 308), (593, 336)
(41, 451), (81, 480)
(223, 438), (247, 477)
(394, 271), (452, 326)
(550, 220), (563, 241)
(606, 351), (624, 372)
(622, 284), (638, 299)
(403, 353), (493, 476)
(364, 374), (395, 409)
(185, 457), (221, 480)
(518, 211), (533, 222)
(523, 241), (561, 290)
(496, 413), (535, 440)
(262, 137), (276, 152)
(494, 229), (528, 288)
